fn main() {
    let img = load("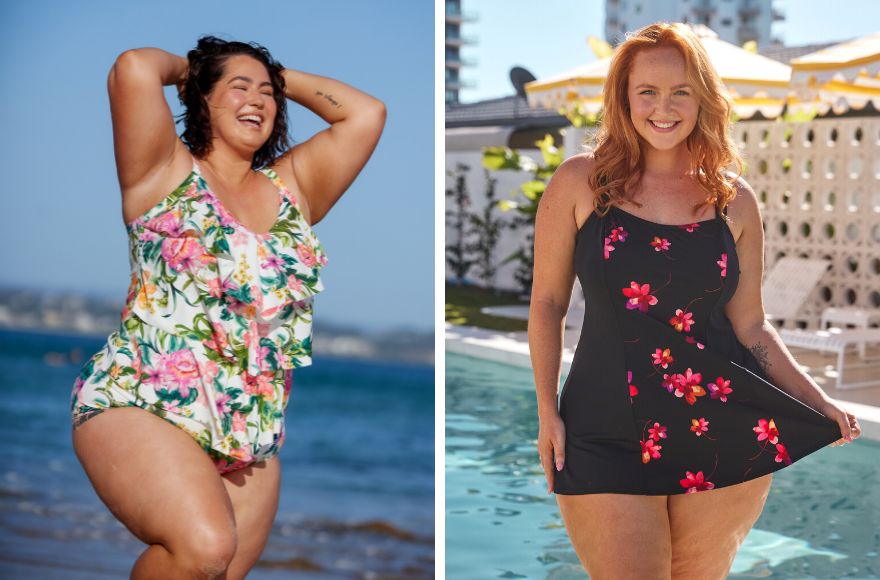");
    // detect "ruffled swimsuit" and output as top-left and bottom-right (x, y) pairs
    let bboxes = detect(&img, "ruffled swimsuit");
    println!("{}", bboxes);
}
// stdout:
(70, 157), (327, 474)
(554, 203), (840, 495)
